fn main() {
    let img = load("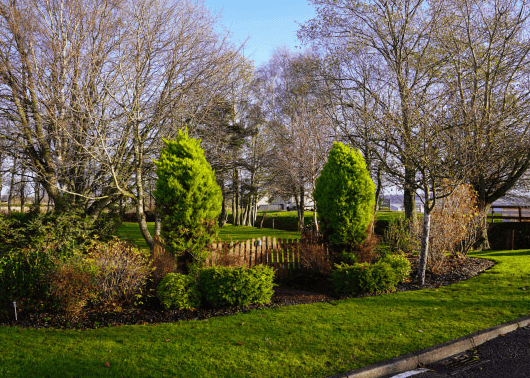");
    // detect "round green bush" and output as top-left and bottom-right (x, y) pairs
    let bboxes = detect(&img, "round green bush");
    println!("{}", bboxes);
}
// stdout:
(313, 142), (375, 250)
(381, 254), (411, 283)
(197, 265), (275, 307)
(157, 273), (201, 310)
(332, 261), (399, 295)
